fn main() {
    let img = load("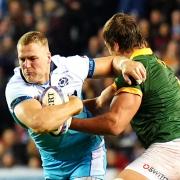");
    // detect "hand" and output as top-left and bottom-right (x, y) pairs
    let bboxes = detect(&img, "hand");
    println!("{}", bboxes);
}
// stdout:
(113, 57), (146, 85)
(69, 96), (83, 115)
(96, 85), (116, 108)
(121, 60), (146, 85)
